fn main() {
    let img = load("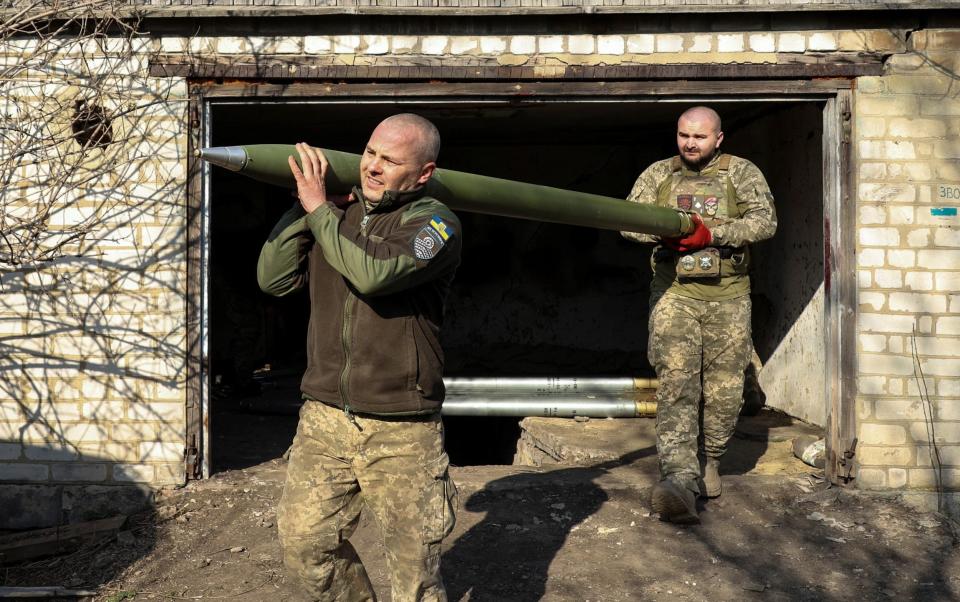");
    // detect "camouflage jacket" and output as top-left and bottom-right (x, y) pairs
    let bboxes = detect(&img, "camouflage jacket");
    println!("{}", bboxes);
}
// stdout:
(257, 187), (461, 415)
(621, 152), (777, 300)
